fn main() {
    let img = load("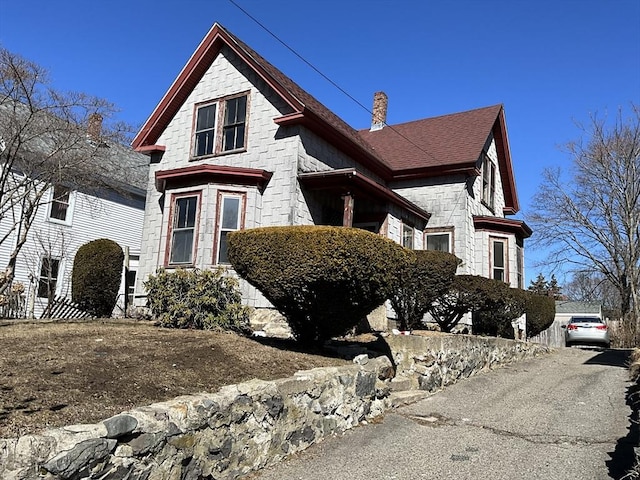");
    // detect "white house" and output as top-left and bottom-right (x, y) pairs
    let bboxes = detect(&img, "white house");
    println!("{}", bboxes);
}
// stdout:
(0, 113), (148, 319)
(131, 23), (531, 322)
